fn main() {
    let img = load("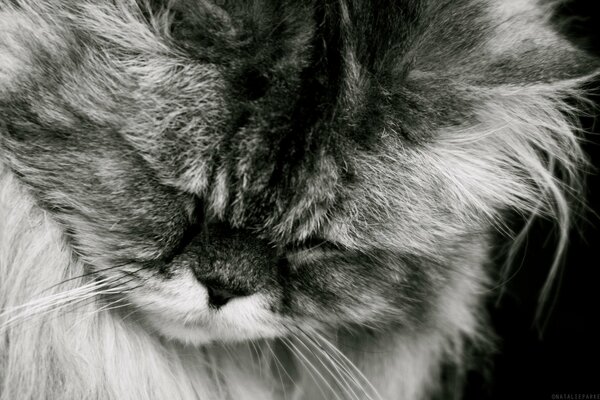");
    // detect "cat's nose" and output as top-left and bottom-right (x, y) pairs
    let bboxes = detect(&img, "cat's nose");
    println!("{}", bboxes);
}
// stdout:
(205, 283), (246, 308)
(181, 220), (276, 306)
